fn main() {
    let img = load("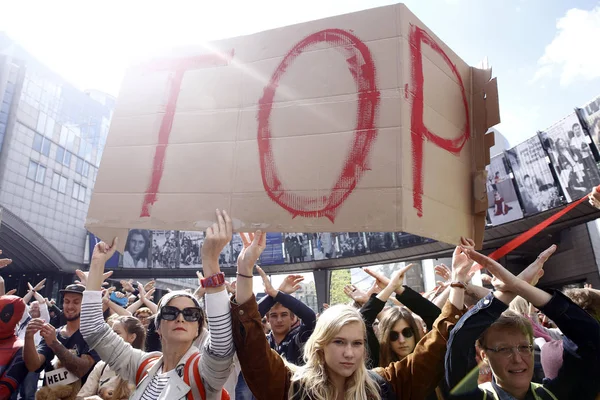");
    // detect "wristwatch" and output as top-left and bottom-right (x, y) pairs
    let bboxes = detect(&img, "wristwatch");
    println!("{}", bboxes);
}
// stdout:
(200, 272), (226, 288)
